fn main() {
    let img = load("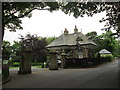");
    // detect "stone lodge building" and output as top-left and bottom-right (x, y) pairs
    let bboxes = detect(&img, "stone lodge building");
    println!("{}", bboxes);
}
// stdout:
(46, 26), (97, 70)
